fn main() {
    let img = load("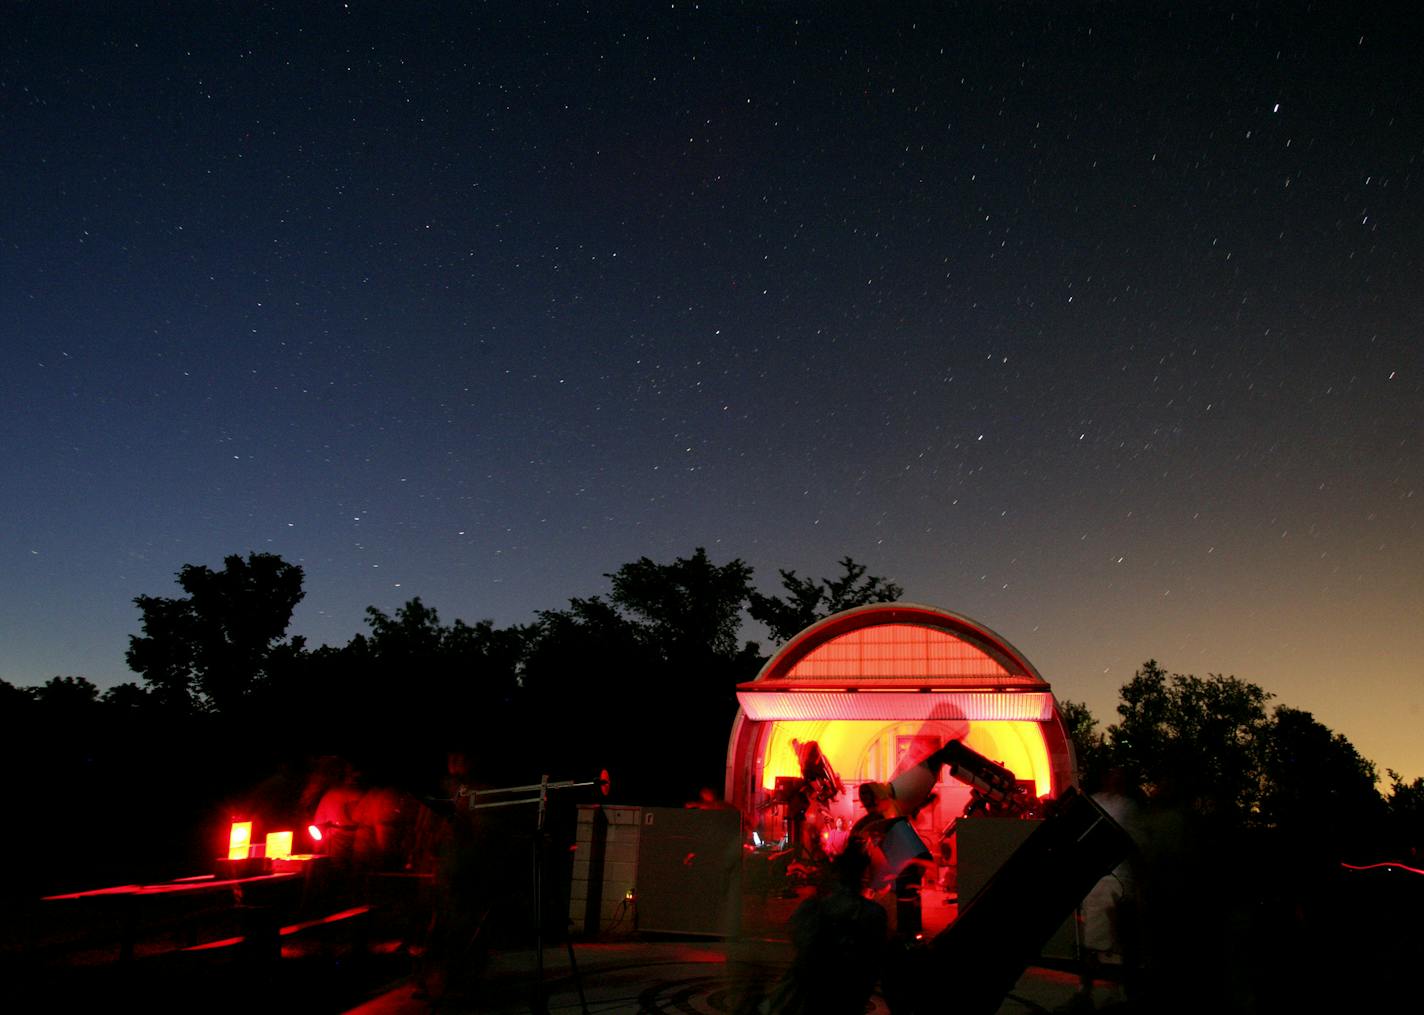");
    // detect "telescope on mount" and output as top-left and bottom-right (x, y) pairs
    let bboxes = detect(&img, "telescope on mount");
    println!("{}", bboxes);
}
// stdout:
(871, 737), (1031, 821)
